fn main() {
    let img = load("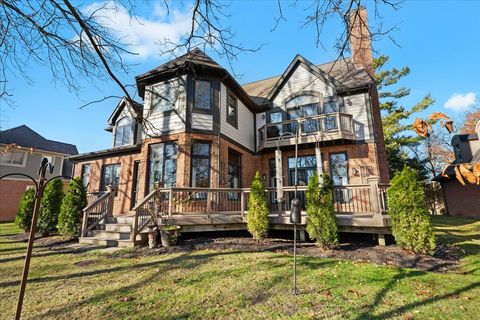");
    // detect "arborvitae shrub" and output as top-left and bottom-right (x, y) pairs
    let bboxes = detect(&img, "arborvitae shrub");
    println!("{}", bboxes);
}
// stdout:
(15, 188), (36, 232)
(306, 173), (339, 248)
(58, 177), (87, 237)
(38, 178), (64, 236)
(247, 171), (269, 240)
(387, 166), (436, 254)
